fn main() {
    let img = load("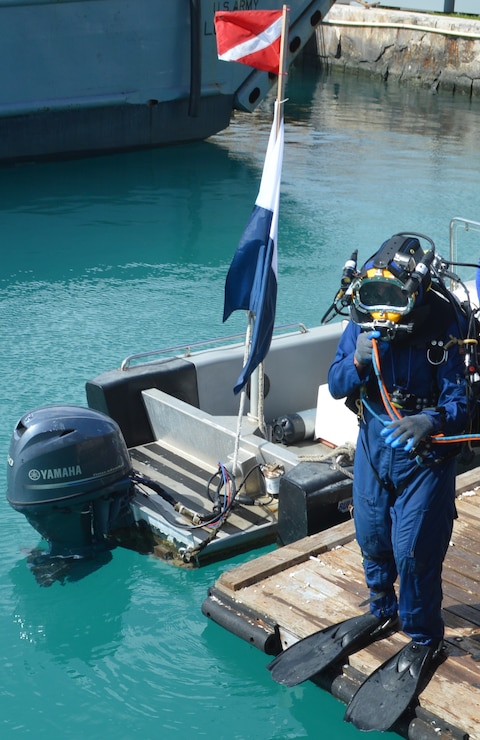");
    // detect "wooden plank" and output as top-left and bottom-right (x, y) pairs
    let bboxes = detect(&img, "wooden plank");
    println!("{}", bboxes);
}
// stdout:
(456, 490), (480, 508)
(217, 518), (355, 591)
(455, 496), (480, 523)
(443, 608), (480, 650)
(456, 468), (480, 494)
(442, 575), (480, 609)
(217, 544), (371, 643)
(443, 558), (480, 597)
(444, 601), (480, 628)
(450, 522), (480, 554)
(445, 539), (480, 570)
(307, 548), (370, 602)
(234, 579), (348, 639)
